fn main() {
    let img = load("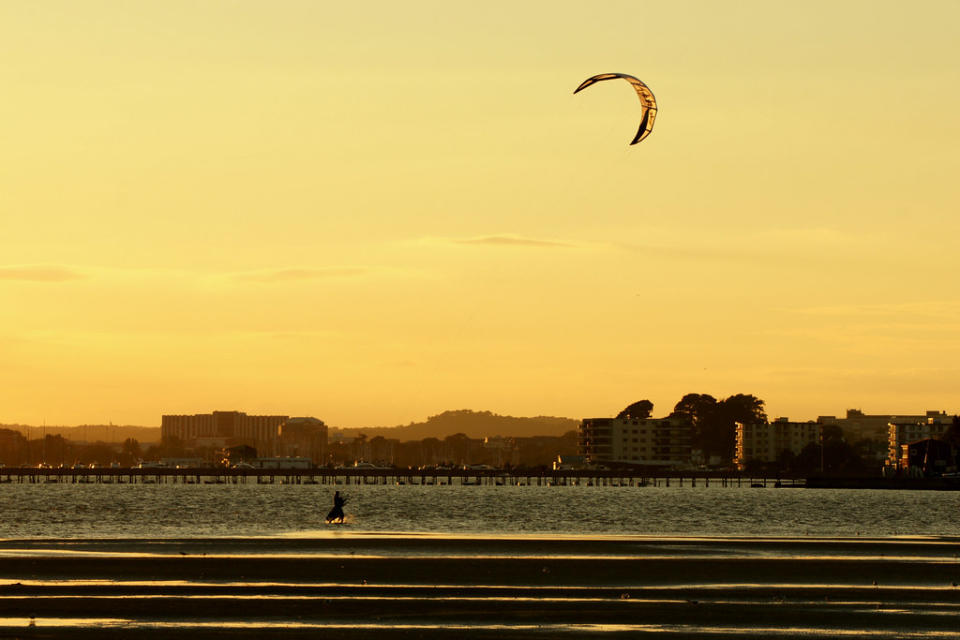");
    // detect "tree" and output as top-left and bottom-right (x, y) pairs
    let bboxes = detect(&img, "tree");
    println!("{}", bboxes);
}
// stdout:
(119, 438), (142, 466)
(42, 434), (70, 466)
(776, 448), (797, 472)
(617, 400), (653, 420)
(77, 442), (116, 466)
(157, 435), (187, 459)
(794, 425), (866, 475)
(671, 394), (719, 460)
(670, 393), (768, 465)
(672, 393), (718, 419)
(719, 394), (768, 426)
(711, 394), (768, 464)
